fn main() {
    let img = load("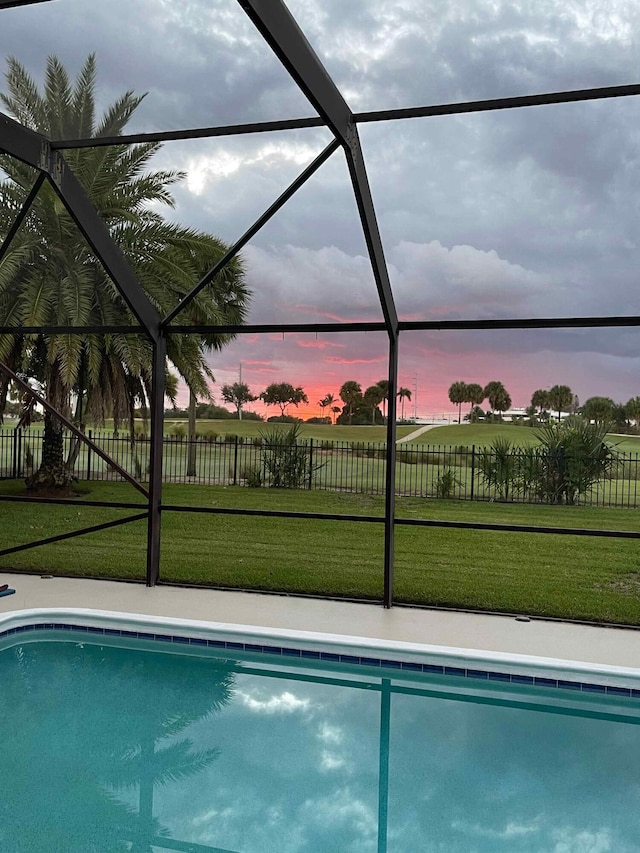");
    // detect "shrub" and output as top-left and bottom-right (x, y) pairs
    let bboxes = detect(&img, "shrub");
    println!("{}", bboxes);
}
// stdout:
(435, 467), (462, 499)
(224, 434), (237, 444)
(475, 436), (517, 500)
(171, 425), (186, 438)
(242, 467), (263, 488)
(531, 416), (620, 504)
(260, 423), (318, 488)
(252, 436), (263, 447)
(350, 441), (379, 458)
